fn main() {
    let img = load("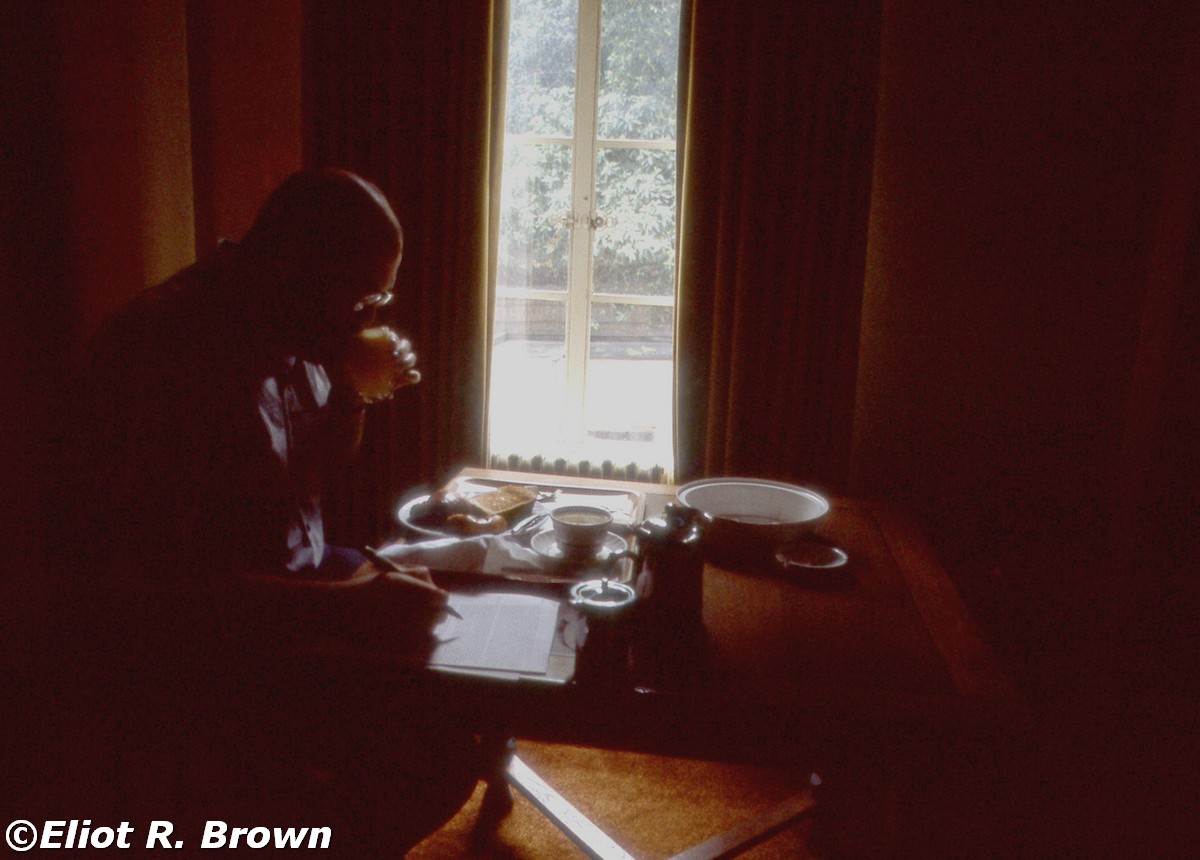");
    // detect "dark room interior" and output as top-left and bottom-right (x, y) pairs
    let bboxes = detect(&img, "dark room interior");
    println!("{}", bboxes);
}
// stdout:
(3, 1), (1196, 856)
